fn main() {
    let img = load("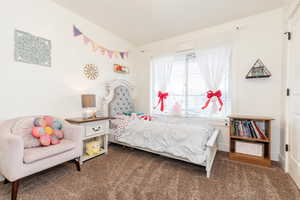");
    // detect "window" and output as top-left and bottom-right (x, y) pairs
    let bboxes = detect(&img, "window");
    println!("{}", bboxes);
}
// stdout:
(151, 46), (231, 118)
